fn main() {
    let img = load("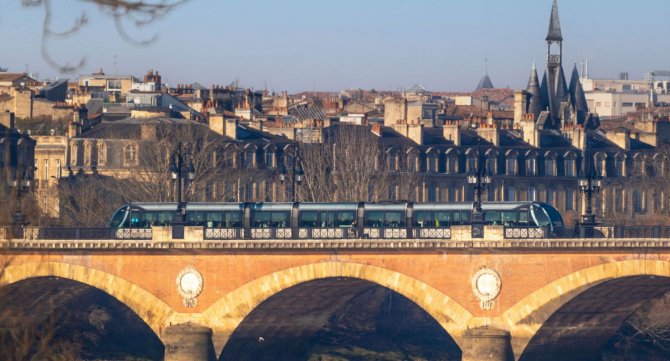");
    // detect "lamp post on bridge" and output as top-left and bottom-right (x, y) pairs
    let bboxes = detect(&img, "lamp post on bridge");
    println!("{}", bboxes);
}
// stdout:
(169, 142), (195, 239)
(467, 126), (492, 238)
(578, 134), (602, 237)
(578, 141), (602, 236)
(279, 153), (304, 202)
